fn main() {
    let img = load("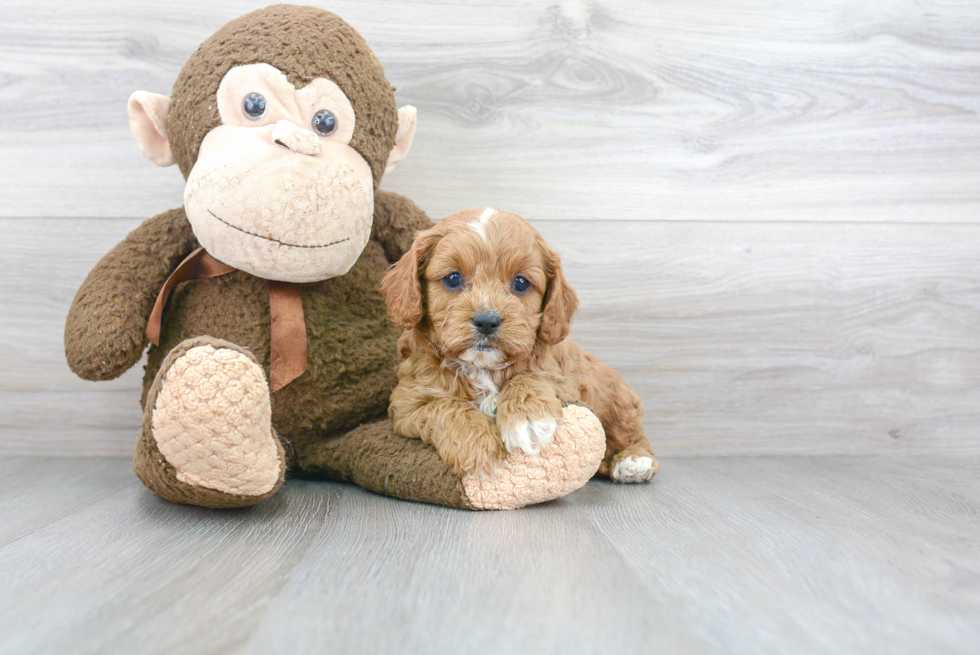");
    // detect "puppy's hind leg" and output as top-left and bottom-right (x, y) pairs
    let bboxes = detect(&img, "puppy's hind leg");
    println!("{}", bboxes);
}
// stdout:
(597, 397), (659, 484)
(604, 441), (660, 483)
